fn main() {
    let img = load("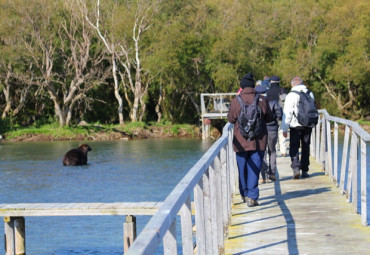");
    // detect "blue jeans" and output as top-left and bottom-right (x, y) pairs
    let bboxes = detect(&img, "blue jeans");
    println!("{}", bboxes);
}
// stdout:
(236, 150), (265, 200)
